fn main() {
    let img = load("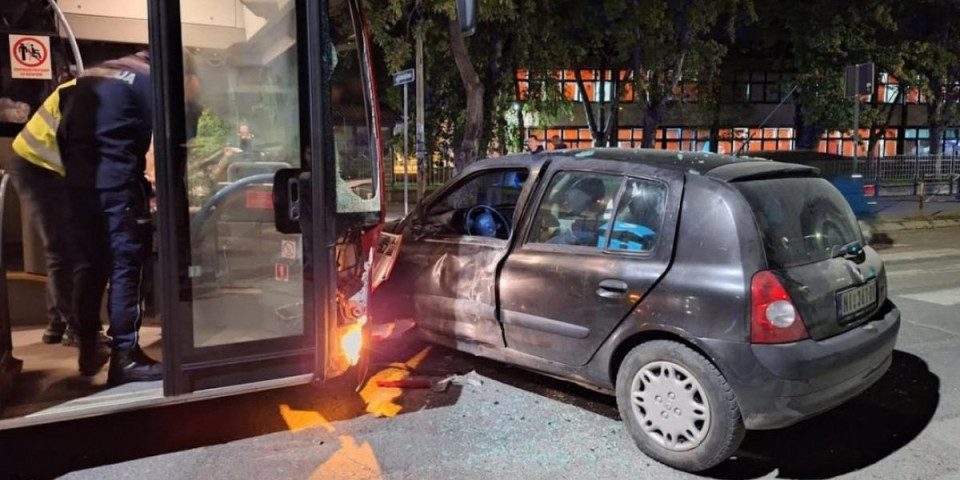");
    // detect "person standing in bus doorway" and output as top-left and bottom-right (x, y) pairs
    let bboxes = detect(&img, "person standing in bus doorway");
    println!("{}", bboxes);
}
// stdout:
(60, 50), (199, 384)
(7, 79), (110, 354)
